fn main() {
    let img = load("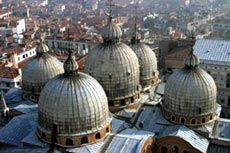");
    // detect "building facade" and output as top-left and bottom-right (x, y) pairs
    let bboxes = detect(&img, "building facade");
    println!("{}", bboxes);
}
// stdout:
(194, 39), (230, 118)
